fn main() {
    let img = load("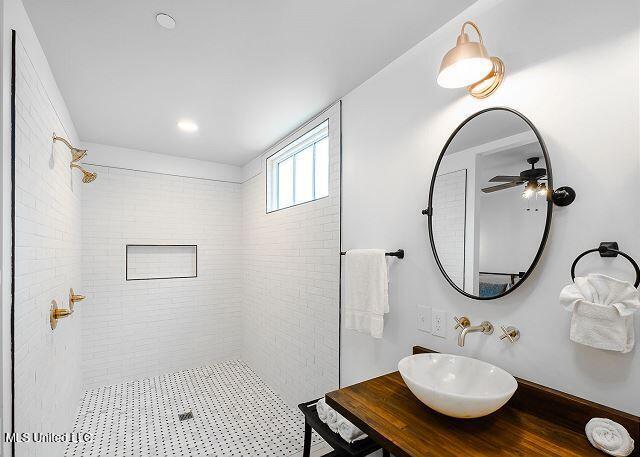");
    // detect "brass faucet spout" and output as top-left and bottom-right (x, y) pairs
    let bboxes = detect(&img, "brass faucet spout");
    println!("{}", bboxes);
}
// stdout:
(456, 319), (494, 347)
